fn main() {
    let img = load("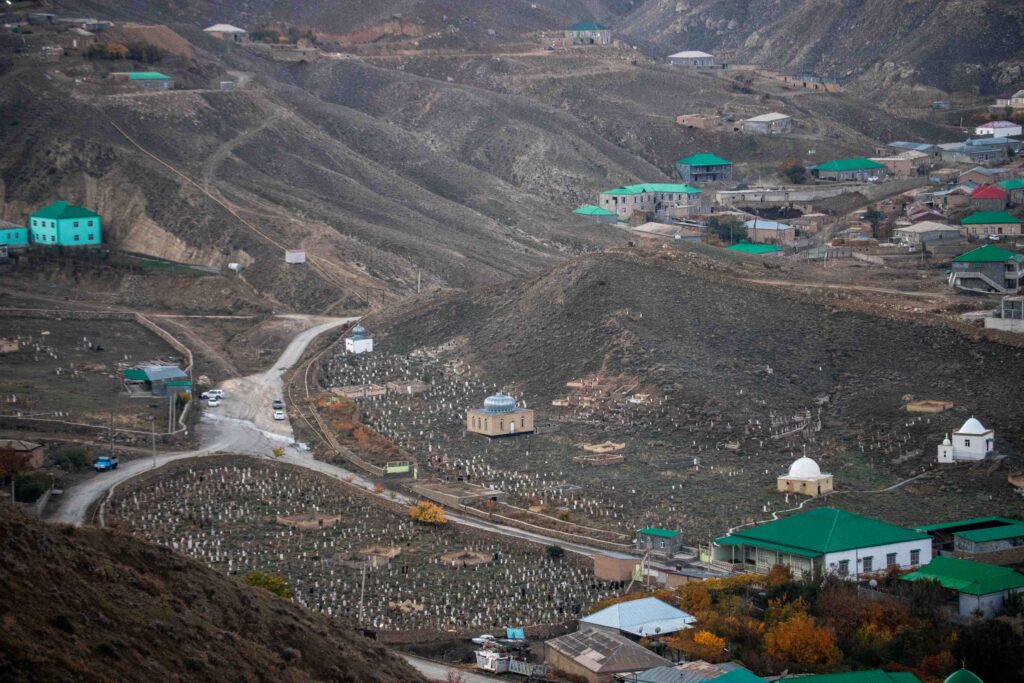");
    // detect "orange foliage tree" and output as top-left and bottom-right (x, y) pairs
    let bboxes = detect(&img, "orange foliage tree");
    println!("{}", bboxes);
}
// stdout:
(409, 501), (447, 525)
(764, 613), (842, 672)
(678, 581), (712, 614)
(667, 629), (727, 663)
